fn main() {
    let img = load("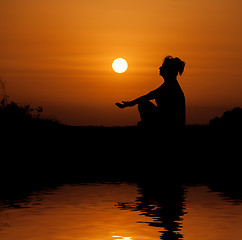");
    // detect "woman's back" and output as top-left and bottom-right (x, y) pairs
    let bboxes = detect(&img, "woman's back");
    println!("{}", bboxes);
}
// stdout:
(155, 80), (185, 128)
